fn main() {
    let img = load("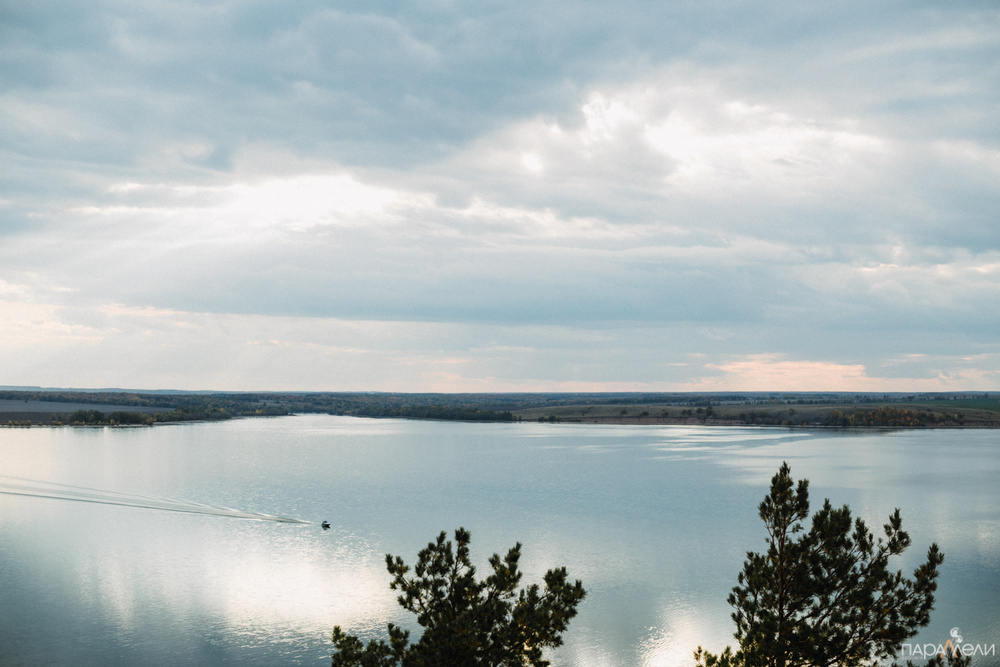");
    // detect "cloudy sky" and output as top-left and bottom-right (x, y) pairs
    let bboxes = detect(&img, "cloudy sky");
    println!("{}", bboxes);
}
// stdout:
(1, 1), (998, 392)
